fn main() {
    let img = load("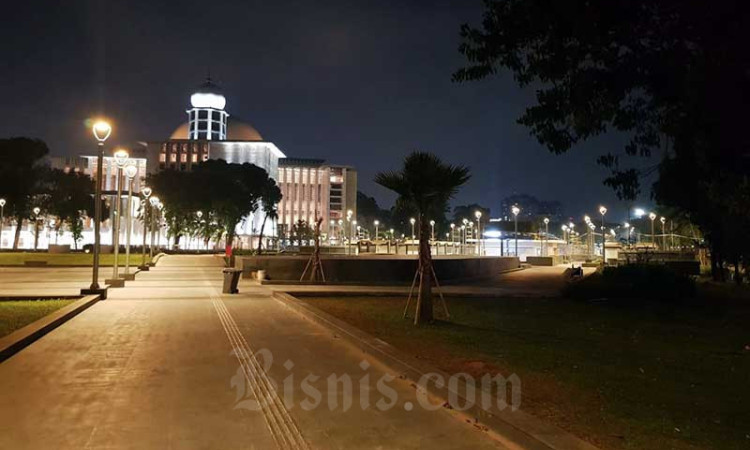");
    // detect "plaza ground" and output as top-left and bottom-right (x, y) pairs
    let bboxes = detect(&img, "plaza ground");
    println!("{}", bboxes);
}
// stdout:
(0, 252), (146, 266)
(301, 294), (750, 450)
(0, 255), (517, 450)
